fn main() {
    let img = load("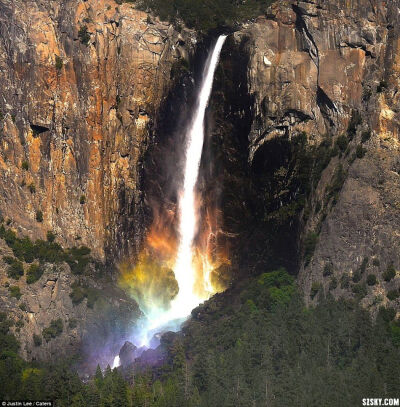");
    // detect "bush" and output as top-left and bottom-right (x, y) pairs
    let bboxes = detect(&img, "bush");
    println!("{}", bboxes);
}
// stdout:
(46, 231), (56, 243)
(340, 274), (350, 289)
(68, 319), (78, 329)
(33, 334), (42, 347)
(329, 277), (337, 290)
(361, 130), (371, 143)
(35, 210), (43, 223)
(352, 271), (362, 283)
(42, 319), (63, 342)
(356, 144), (367, 159)
(383, 264), (396, 282)
(310, 282), (322, 299)
(8, 286), (22, 300)
(78, 25), (90, 45)
(366, 274), (377, 286)
(21, 161), (29, 170)
(323, 263), (333, 277)
(79, 195), (86, 205)
(7, 260), (24, 280)
(304, 232), (318, 266)
(377, 80), (388, 93)
(387, 290), (400, 301)
(55, 55), (63, 71)
(352, 283), (367, 298)
(28, 183), (36, 193)
(26, 264), (44, 284)
(70, 284), (86, 305)
(335, 135), (348, 152)
(327, 163), (346, 205)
